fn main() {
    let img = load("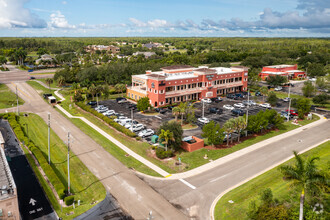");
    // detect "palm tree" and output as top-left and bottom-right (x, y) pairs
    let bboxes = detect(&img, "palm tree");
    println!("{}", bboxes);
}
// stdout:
(223, 118), (235, 146)
(114, 83), (126, 97)
(158, 129), (174, 151)
(88, 84), (97, 100)
(233, 117), (246, 143)
(172, 107), (180, 121)
(279, 151), (327, 220)
(45, 78), (53, 92)
(57, 76), (65, 87)
(260, 86), (268, 103)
